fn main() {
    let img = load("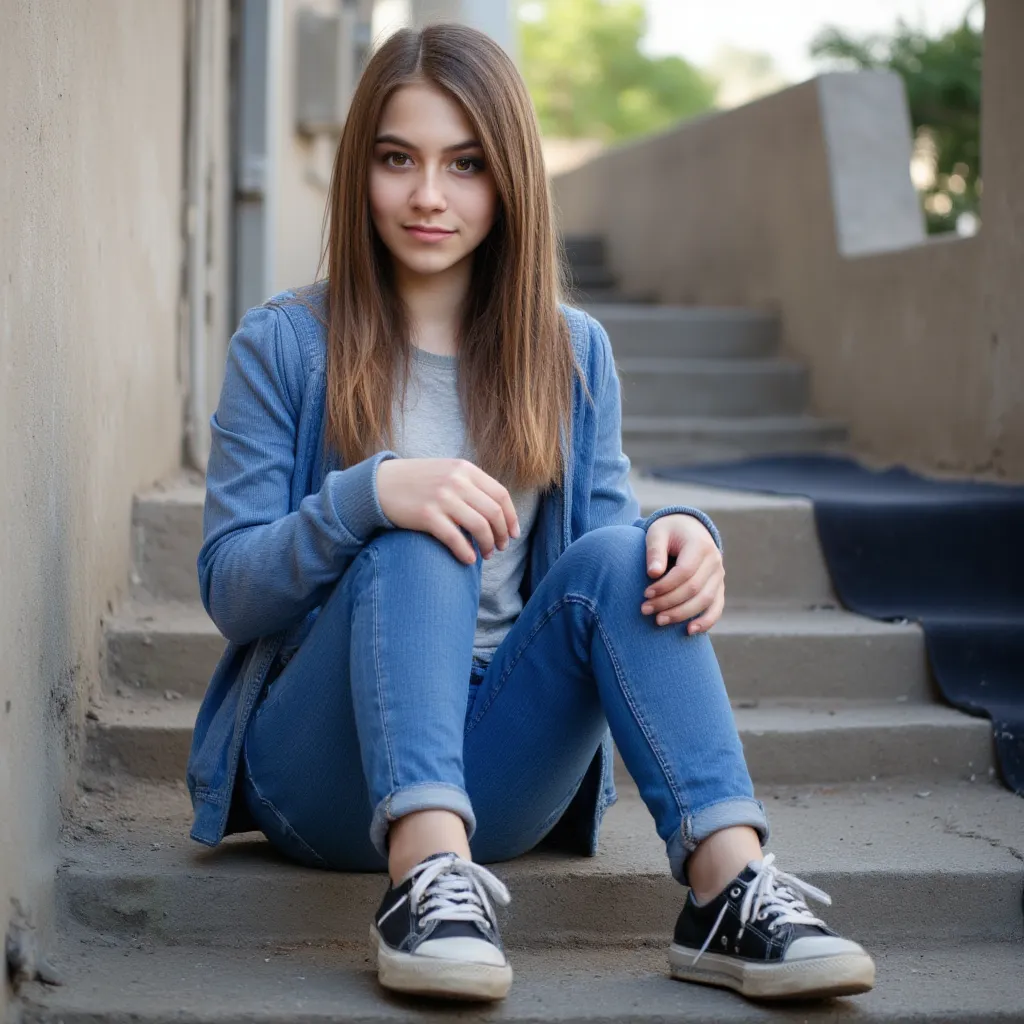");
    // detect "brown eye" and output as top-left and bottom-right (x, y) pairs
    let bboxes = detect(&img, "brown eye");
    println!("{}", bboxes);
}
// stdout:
(385, 152), (410, 167)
